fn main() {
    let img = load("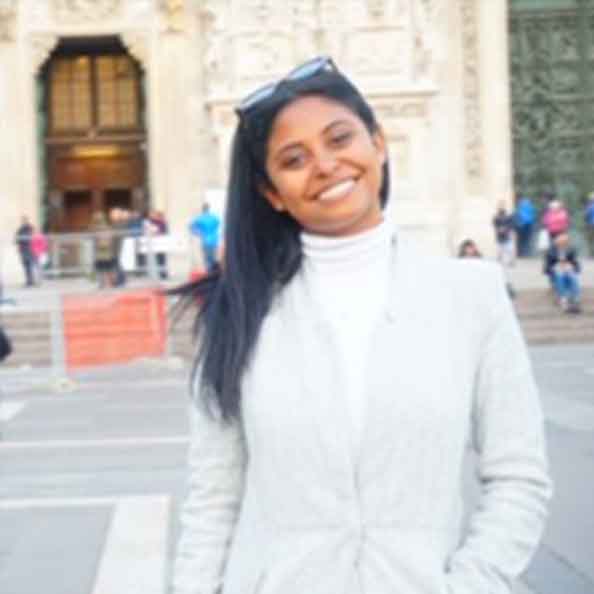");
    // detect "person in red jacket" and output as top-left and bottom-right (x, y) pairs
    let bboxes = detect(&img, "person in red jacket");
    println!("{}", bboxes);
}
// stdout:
(30, 227), (48, 286)
(542, 198), (570, 240)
